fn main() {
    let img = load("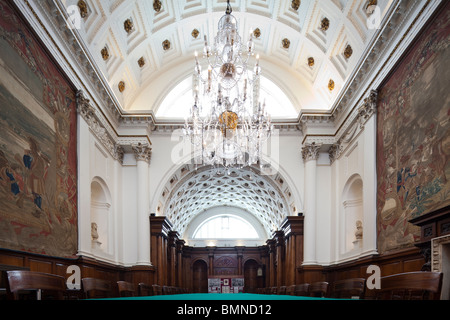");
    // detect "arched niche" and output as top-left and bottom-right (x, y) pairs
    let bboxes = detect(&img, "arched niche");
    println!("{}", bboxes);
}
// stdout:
(341, 174), (364, 253)
(90, 177), (112, 254)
